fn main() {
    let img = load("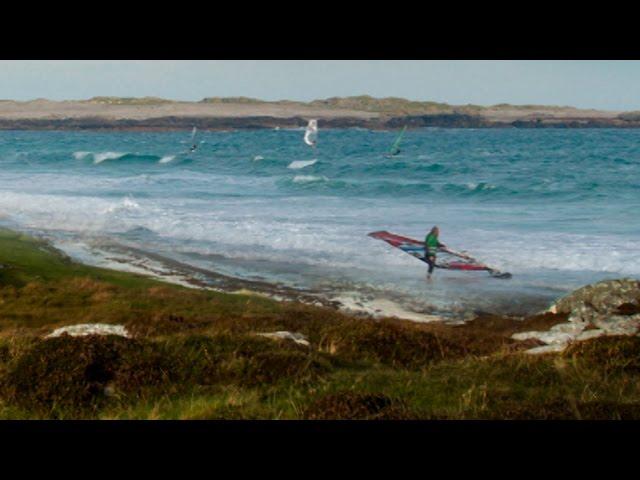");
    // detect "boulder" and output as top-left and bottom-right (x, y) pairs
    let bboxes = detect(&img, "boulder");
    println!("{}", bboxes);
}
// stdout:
(550, 278), (640, 318)
(515, 279), (640, 354)
(46, 323), (130, 338)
